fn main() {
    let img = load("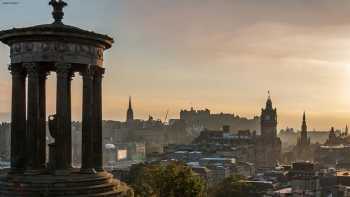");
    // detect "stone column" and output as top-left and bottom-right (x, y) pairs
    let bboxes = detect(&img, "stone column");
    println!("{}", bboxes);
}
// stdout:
(38, 70), (48, 169)
(9, 64), (26, 172)
(55, 63), (72, 174)
(93, 66), (105, 171)
(25, 63), (46, 173)
(81, 66), (95, 173)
